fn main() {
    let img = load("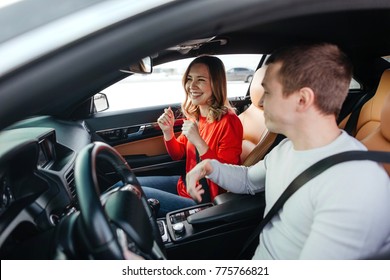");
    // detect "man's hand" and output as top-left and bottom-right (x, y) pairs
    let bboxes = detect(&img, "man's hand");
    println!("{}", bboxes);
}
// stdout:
(186, 159), (213, 203)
